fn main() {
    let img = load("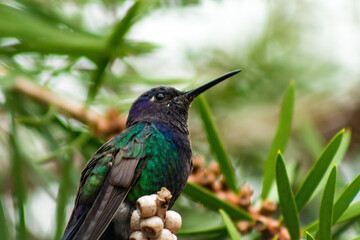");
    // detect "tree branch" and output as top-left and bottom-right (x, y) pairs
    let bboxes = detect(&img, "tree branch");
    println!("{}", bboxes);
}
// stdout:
(14, 77), (126, 137)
